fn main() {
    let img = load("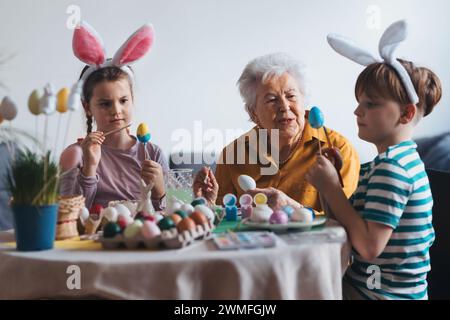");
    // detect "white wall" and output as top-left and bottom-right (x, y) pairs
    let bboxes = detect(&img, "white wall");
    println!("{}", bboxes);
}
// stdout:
(1, 0), (449, 163)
